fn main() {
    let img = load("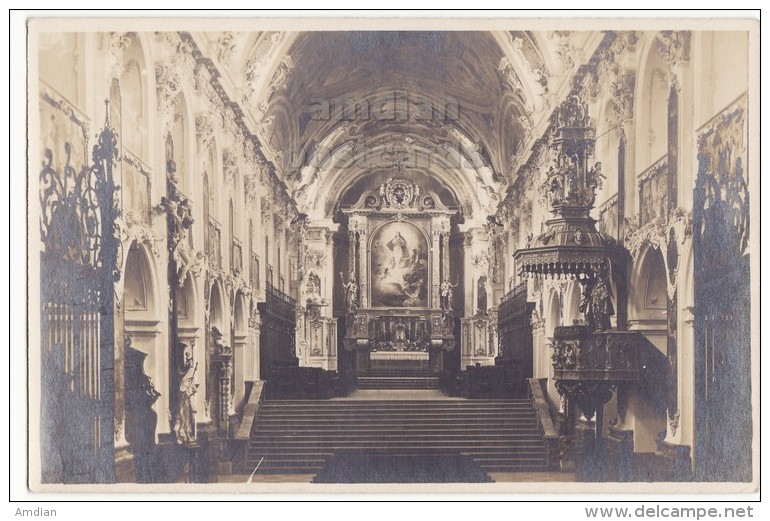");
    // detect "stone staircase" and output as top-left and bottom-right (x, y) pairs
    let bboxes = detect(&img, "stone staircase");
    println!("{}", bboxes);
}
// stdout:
(246, 398), (550, 479)
(357, 369), (439, 390)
